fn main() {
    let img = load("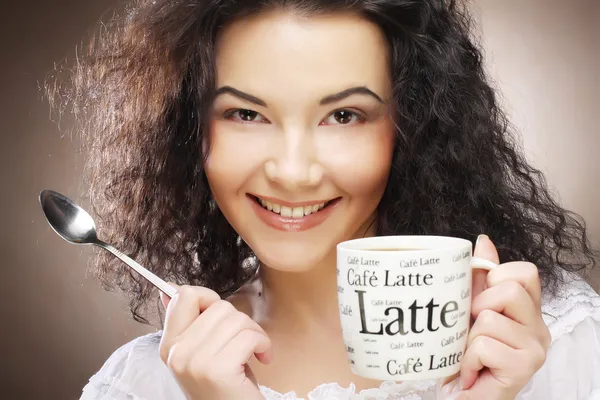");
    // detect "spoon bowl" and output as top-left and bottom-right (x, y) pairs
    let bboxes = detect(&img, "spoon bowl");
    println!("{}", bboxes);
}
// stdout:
(40, 190), (98, 244)
(39, 190), (177, 298)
